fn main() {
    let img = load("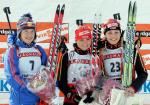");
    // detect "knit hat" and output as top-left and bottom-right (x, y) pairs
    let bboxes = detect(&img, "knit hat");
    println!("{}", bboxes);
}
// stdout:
(17, 13), (36, 38)
(75, 26), (92, 41)
(103, 19), (121, 35)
